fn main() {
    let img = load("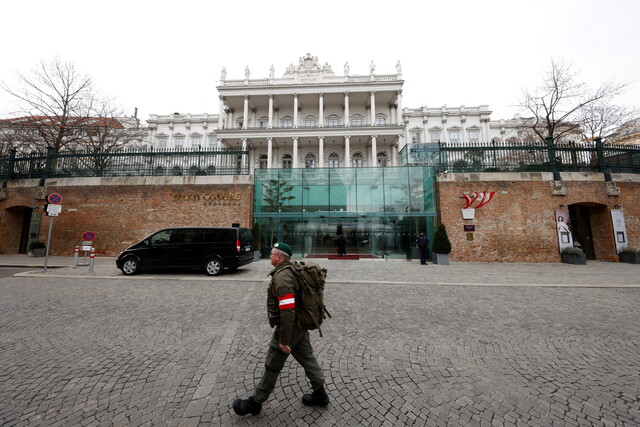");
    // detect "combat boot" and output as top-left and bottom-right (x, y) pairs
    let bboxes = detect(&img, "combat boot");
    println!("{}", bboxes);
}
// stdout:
(232, 396), (262, 416)
(301, 386), (330, 407)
